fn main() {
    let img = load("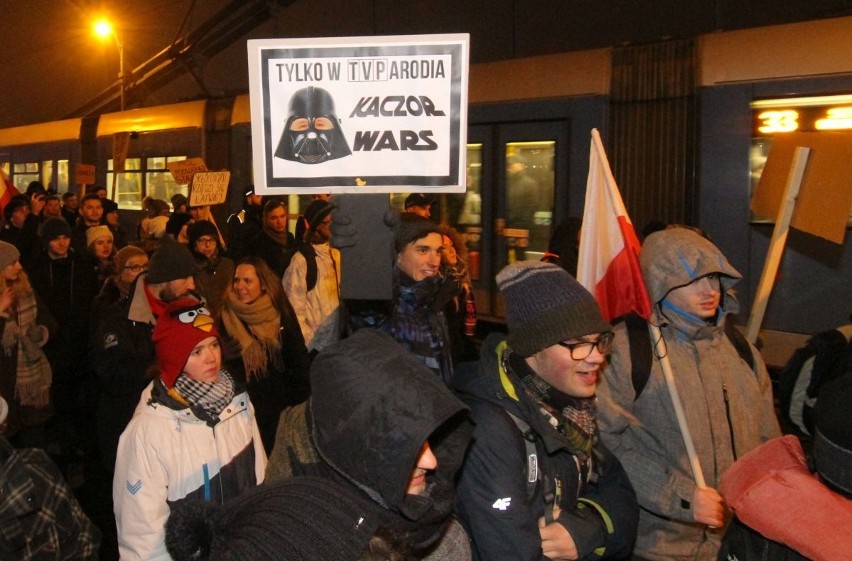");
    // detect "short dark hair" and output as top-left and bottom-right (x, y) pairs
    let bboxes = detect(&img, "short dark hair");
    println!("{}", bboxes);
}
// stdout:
(61, 192), (77, 201)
